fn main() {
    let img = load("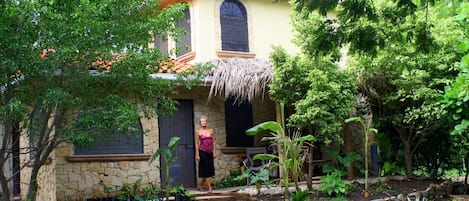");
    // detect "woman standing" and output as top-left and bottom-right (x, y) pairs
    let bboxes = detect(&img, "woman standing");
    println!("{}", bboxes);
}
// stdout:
(194, 115), (216, 193)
